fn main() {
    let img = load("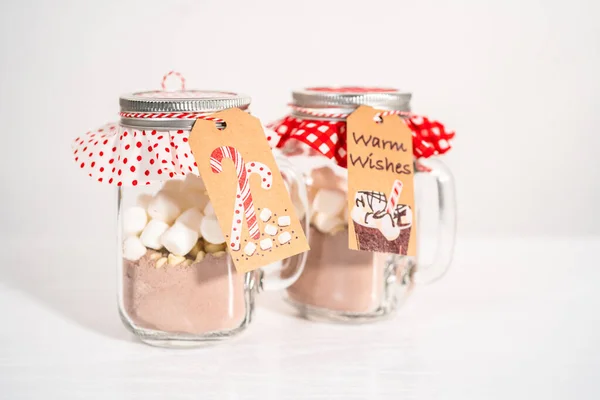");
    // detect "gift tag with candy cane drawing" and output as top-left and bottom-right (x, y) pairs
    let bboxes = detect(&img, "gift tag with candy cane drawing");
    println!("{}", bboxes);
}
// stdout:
(189, 108), (310, 272)
(346, 106), (417, 256)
